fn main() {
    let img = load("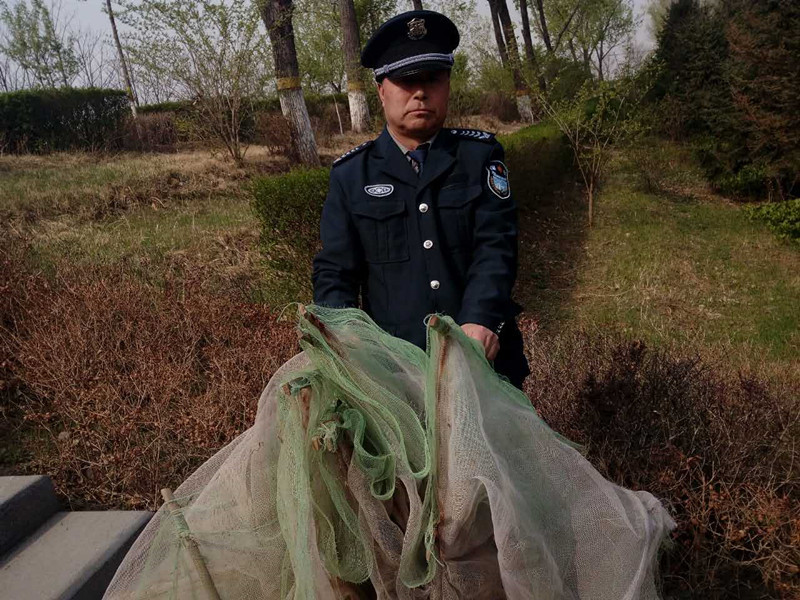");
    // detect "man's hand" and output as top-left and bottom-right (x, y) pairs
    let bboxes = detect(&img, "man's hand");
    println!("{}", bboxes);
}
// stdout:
(461, 323), (500, 361)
